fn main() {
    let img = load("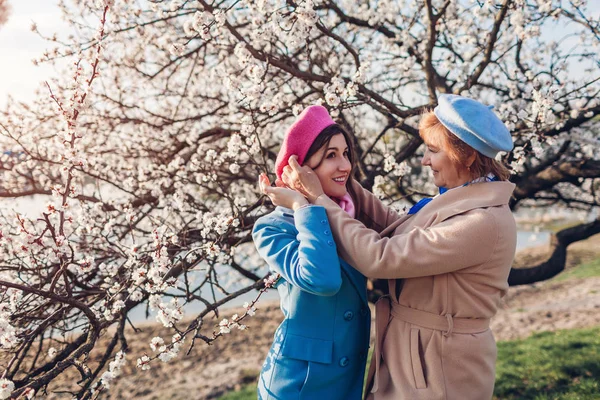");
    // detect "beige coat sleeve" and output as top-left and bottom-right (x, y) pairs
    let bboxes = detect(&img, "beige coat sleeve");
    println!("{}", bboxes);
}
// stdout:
(314, 195), (498, 279)
(350, 179), (402, 233)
